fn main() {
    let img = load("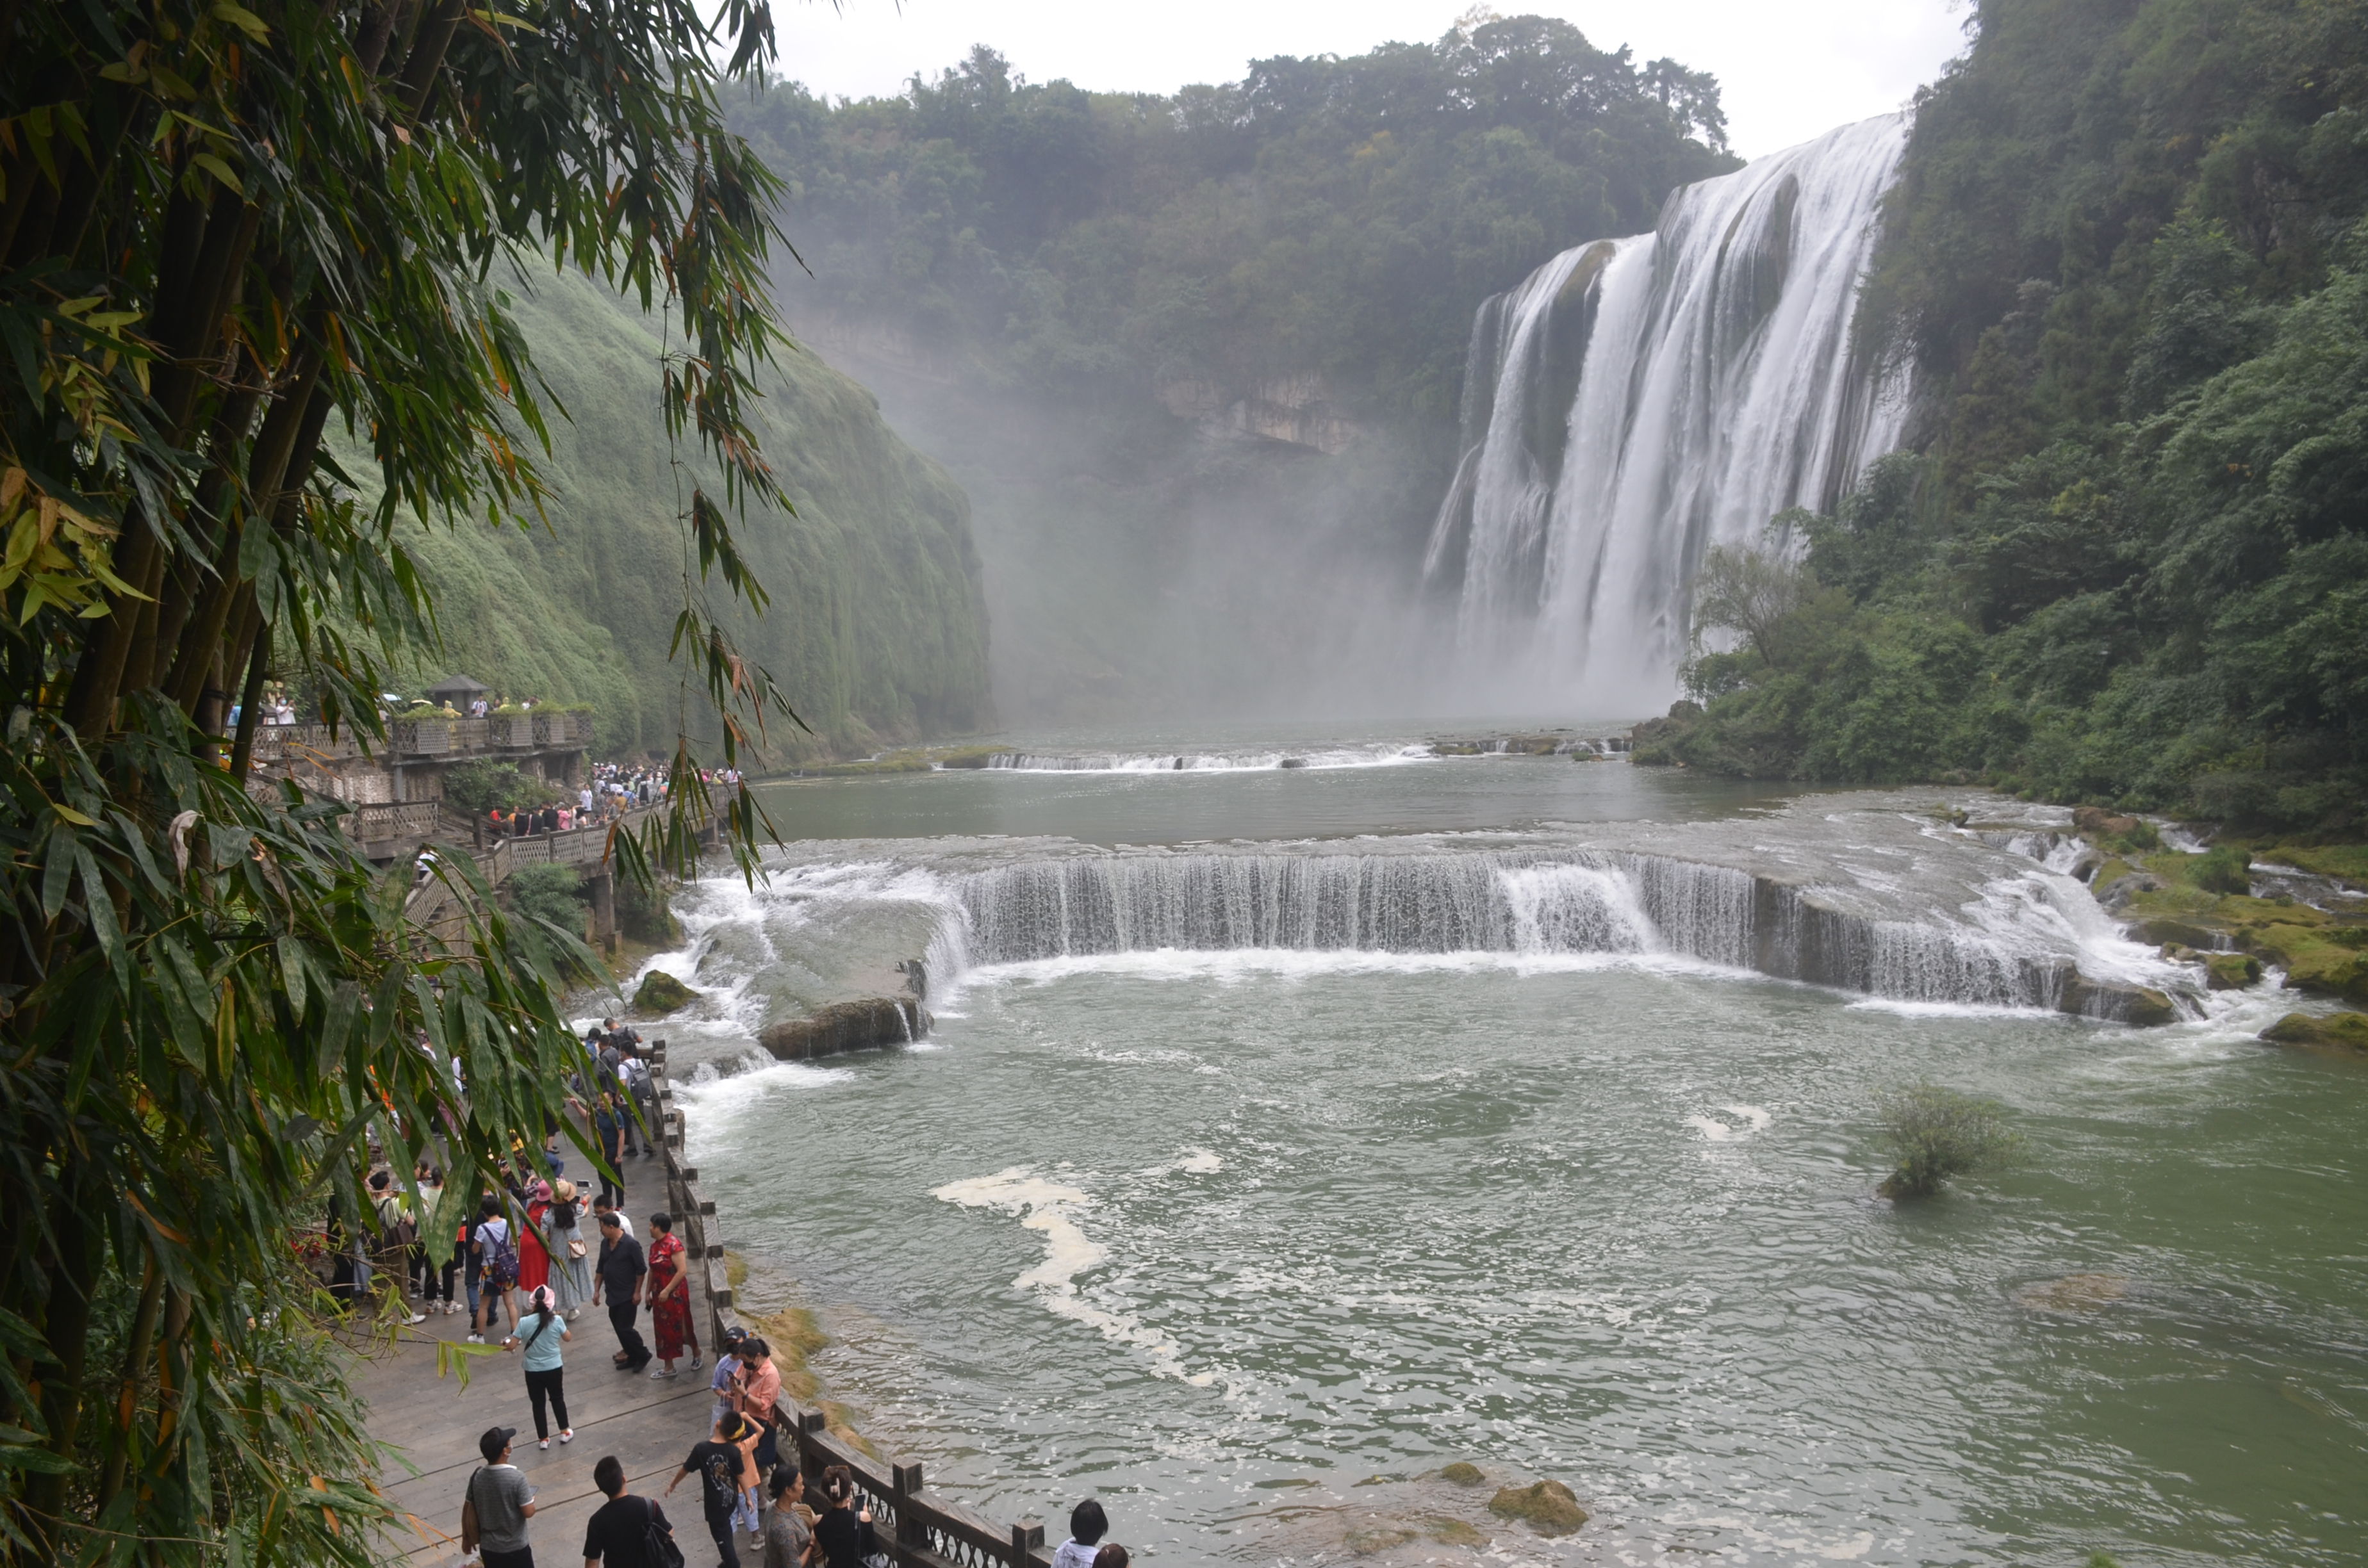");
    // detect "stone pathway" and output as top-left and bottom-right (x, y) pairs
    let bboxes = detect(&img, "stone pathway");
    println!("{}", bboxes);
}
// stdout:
(354, 1157), (725, 1565)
